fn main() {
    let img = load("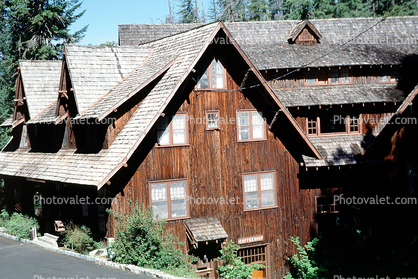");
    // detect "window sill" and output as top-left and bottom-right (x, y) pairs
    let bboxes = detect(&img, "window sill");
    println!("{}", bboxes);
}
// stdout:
(237, 138), (268, 143)
(307, 132), (362, 137)
(243, 205), (278, 212)
(160, 216), (191, 222)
